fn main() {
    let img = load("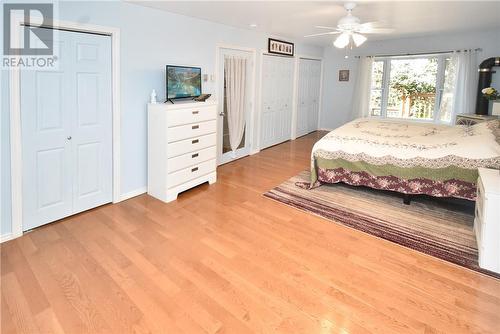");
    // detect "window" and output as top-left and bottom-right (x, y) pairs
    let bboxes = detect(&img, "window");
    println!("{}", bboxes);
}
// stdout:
(369, 55), (455, 123)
